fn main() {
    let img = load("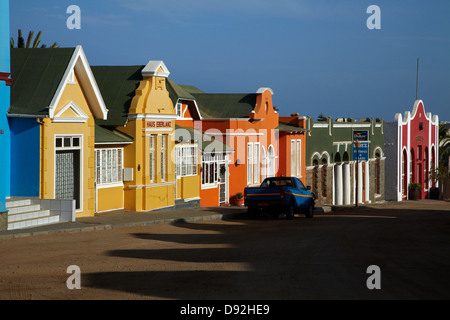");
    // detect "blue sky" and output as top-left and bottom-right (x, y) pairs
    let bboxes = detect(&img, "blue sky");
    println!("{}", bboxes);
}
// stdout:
(9, 0), (450, 121)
